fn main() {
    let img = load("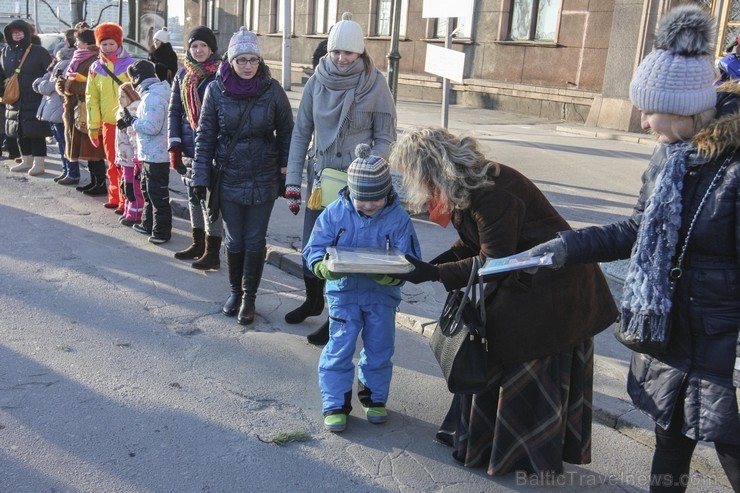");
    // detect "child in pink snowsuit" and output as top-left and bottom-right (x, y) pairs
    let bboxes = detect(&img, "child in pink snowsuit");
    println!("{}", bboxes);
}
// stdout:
(116, 82), (144, 226)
